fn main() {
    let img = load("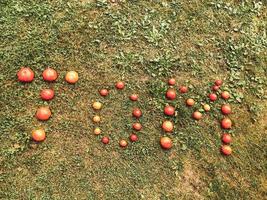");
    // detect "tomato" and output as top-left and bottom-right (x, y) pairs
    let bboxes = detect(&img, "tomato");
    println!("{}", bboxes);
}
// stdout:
(116, 81), (125, 89)
(94, 127), (101, 135)
(221, 133), (232, 144)
(164, 105), (175, 116)
(192, 111), (202, 120)
(212, 85), (220, 91)
(221, 118), (232, 129)
(40, 89), (54, 101)
(166, 88), (176, 100)
(221, 104), (231, 115)
(129, 133), (138, 142)
(130, 94), (138, 101)
(119, 139), (128, 148)
(132, 122), (142, 131)
(42, 68), (58, 82)
(221, 91), (230, 100)
(162, 120), (173, 132)
(93, 115), (101, 123)
(65, 71), (78, 84)
(209, 93), (217, 101)
(203, 104), (211, 112)
(36, 106), (51, 121)
(101, 136), (109, 144)
(160, 136), (172, 149)
(32, 129), (46, 142)
(92, 102), (102, 110)
(17, 67), (34, 82)
(221, 145), (232, 156)
(168, 78), (176, 85)
(132, 108), (142, 118)
(99, 89), (109, 97)
(186, 98), (195, 106)
(179, 86), (188, 93)
(215, 79), (223, 86)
